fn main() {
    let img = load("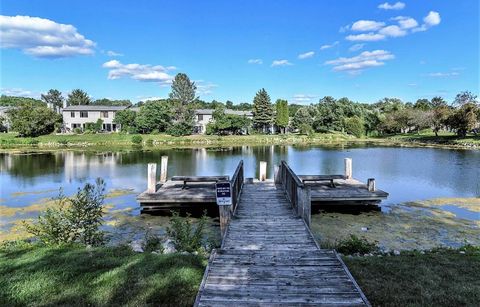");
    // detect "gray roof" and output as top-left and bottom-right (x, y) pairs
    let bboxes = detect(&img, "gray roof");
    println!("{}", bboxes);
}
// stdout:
(62, 105), (128, 111)
(195, 109), (252, 116)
